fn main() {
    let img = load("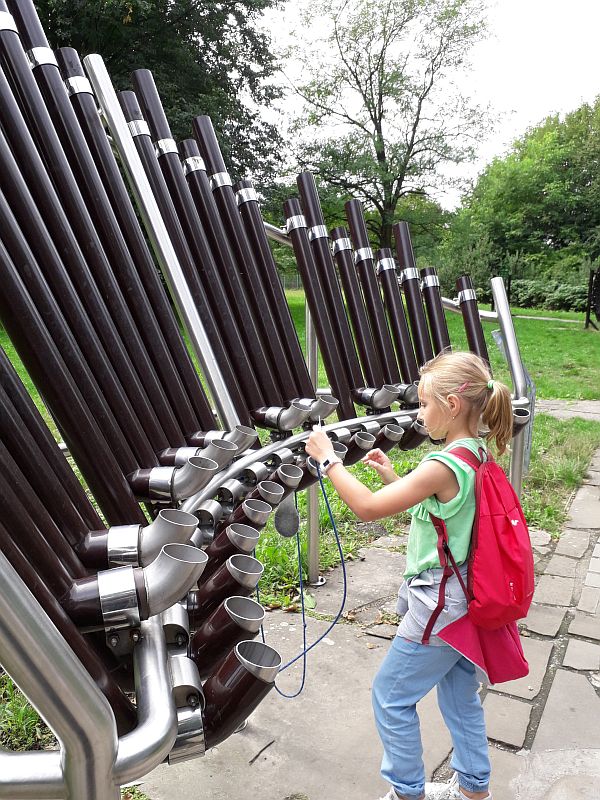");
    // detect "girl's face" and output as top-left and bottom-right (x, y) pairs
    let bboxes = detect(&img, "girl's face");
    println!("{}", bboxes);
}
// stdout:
(418, 388), (451, 439)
